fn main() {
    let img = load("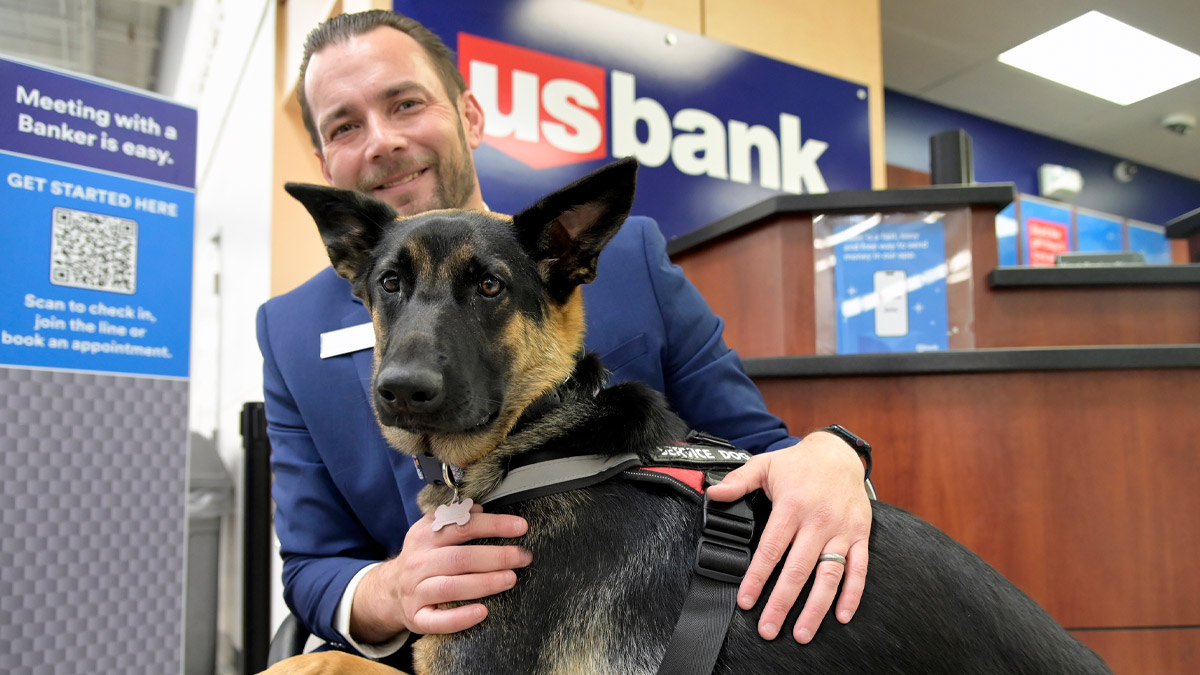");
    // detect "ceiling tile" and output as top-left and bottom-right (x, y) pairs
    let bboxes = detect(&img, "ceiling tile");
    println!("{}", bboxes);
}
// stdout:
(882, 0), (1200, 181)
